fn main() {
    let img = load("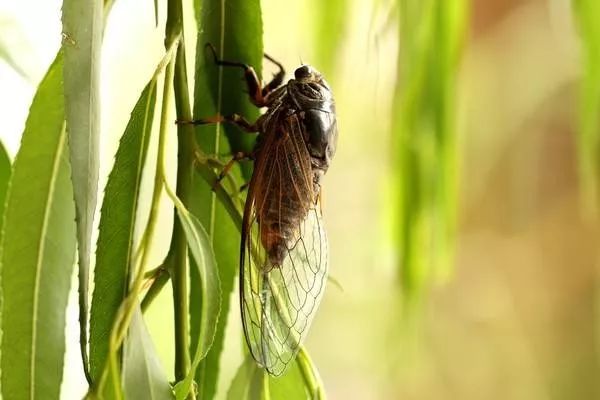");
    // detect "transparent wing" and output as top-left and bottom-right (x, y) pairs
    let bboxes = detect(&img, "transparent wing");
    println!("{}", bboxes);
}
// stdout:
(240, 115), (328, 376)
